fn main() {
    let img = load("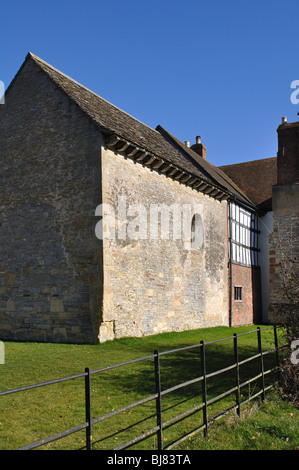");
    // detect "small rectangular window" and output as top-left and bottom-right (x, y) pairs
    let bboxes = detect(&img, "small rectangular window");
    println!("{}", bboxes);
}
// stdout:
(234, 286), (242, 301)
